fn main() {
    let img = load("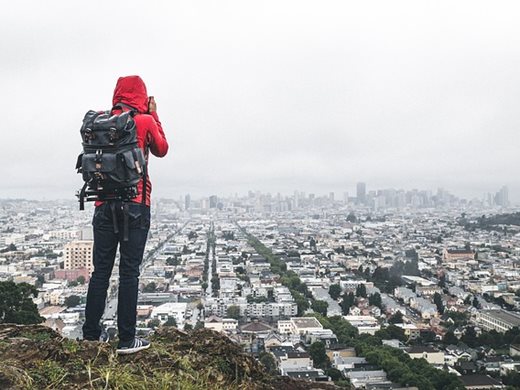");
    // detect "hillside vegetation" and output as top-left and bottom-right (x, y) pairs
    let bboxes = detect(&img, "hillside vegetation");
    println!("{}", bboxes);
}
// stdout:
(0, 324), (336, 390)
